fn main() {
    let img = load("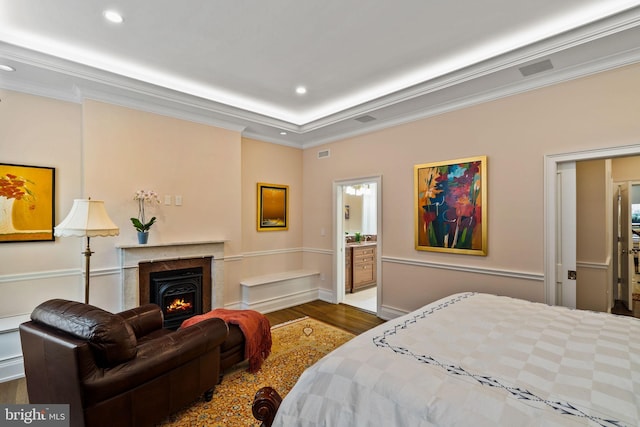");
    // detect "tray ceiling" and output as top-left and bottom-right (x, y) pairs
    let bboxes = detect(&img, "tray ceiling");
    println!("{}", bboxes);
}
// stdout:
(1, 1), (640, 147)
